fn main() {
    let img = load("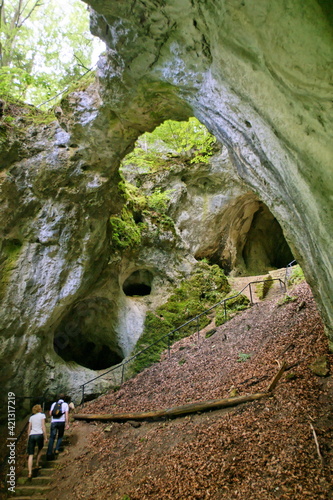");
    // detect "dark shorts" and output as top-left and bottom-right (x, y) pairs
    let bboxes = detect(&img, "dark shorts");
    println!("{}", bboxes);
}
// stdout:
(27, 434), (44, 455)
